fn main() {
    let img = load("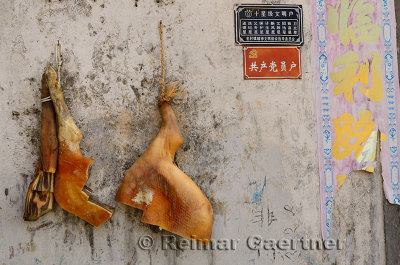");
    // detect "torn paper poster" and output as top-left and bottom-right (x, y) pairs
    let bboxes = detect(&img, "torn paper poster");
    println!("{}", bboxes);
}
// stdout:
(312, 0), (400, 240)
